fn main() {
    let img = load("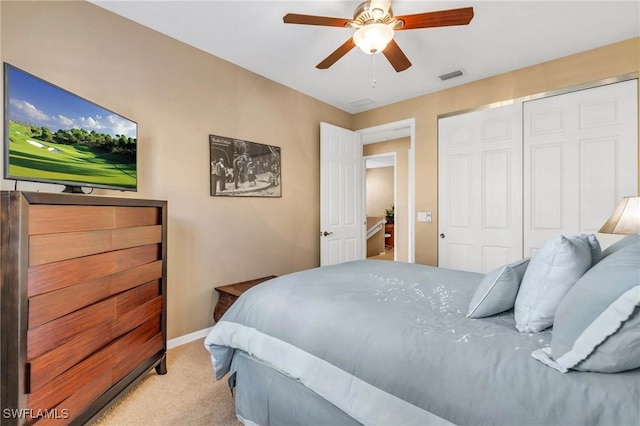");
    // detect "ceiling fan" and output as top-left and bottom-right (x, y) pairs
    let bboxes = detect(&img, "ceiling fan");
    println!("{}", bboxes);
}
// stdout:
(283, 0), (474, 72)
